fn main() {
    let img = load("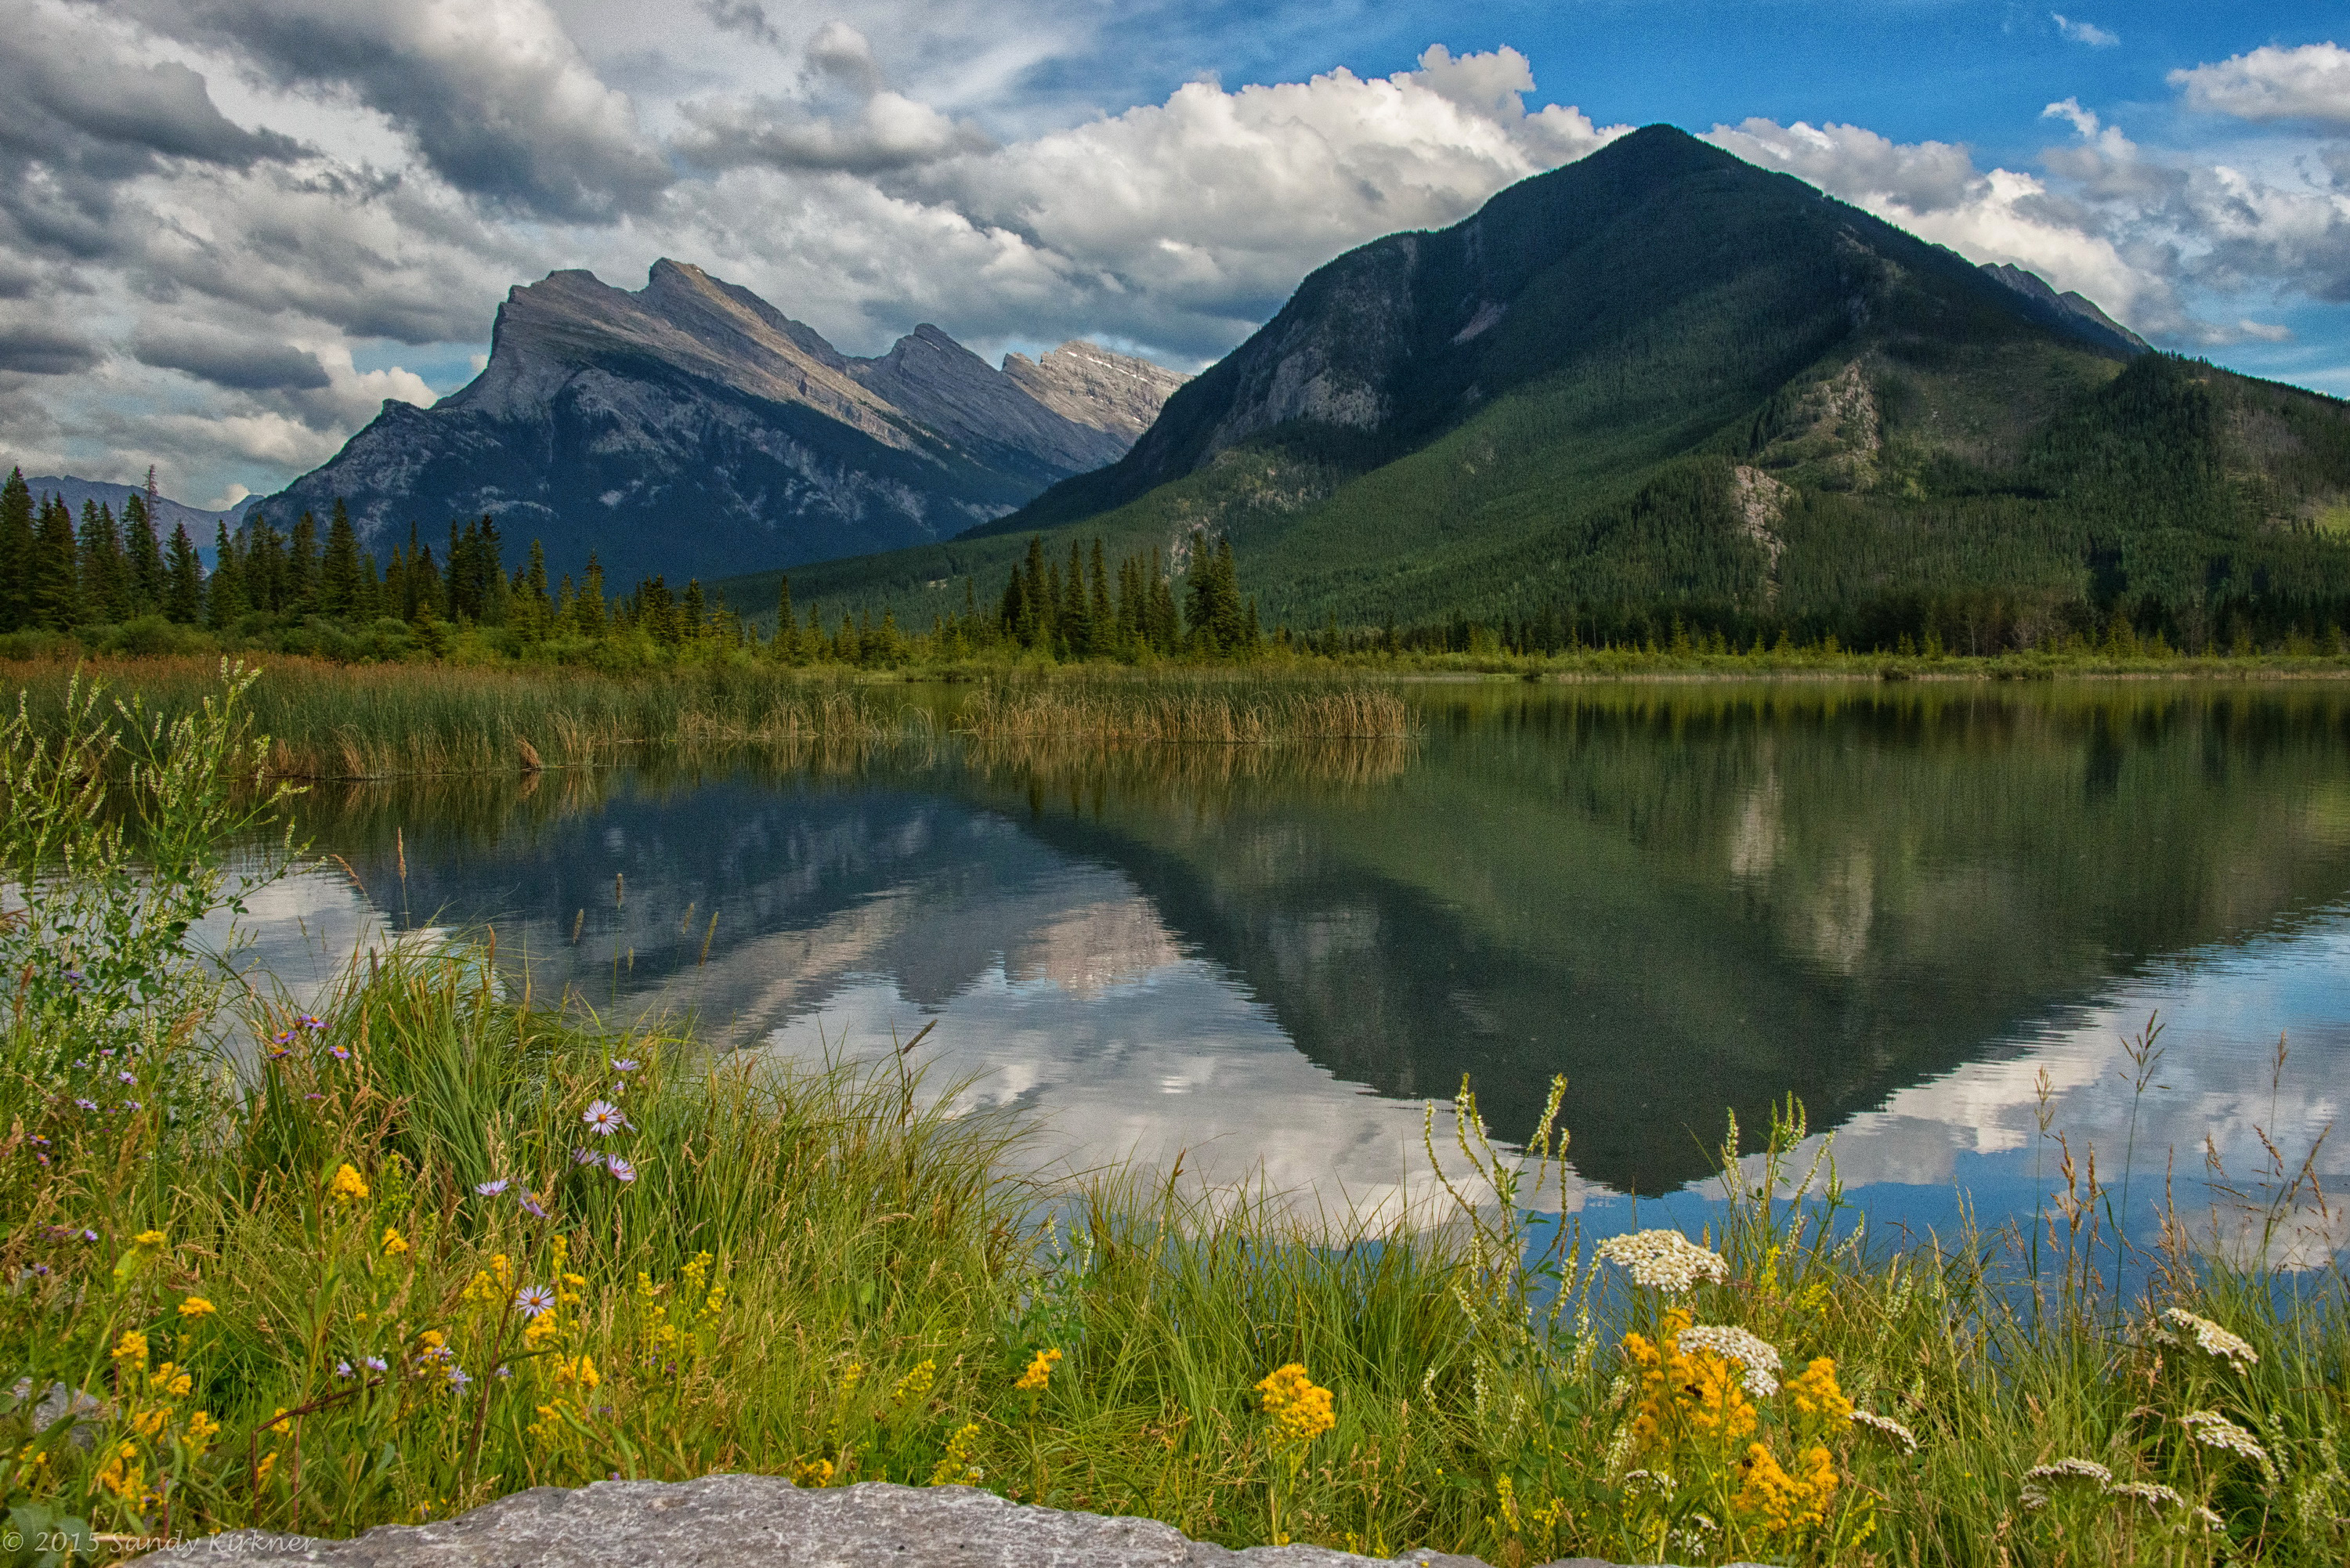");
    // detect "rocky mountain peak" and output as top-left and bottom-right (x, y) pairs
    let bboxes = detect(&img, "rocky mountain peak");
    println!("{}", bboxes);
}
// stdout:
(1003, 341), (1192, 443)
